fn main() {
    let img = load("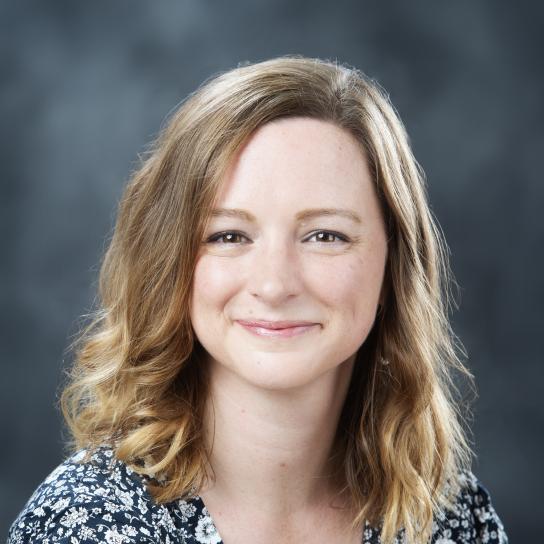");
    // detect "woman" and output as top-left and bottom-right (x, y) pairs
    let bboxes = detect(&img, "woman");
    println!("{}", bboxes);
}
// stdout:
(8, 56), (508, 543)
